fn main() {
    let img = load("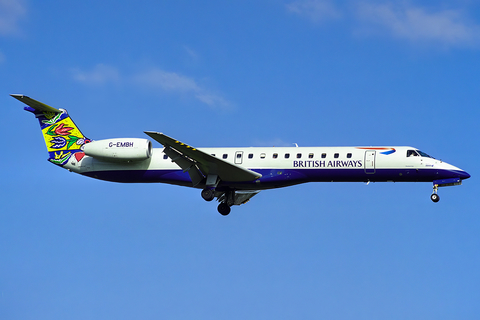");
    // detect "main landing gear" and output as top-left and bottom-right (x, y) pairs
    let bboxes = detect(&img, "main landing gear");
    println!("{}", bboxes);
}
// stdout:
(201, 188), (215, 201)
(431, 184), (440, 203)
(217, 202), (231, 216)
(217, 190), (234, 216)
(200, 188), (234, 216)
